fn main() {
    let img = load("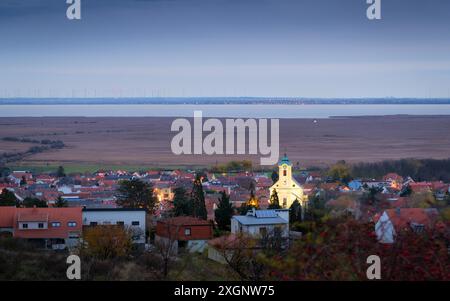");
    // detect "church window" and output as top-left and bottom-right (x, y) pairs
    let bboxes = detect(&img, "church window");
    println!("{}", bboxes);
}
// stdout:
(283, 170), (287, 177)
